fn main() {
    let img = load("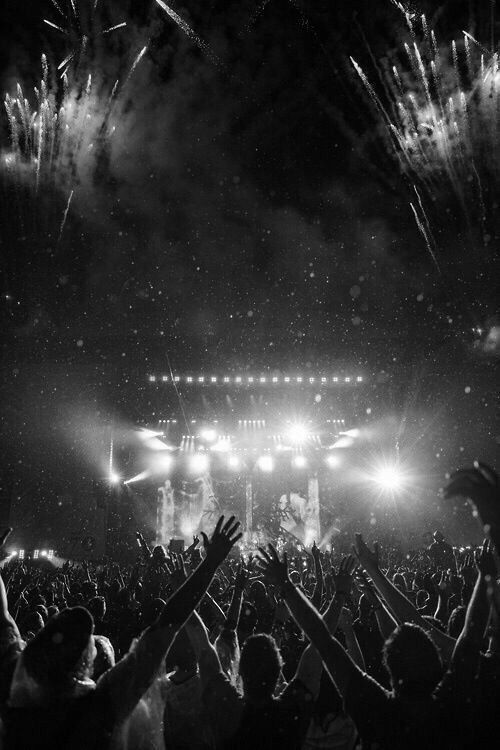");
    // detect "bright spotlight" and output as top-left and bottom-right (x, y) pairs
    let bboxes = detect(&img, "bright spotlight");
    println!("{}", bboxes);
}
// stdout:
(189, 453), (209, 474)
(109, 472), (121, 485)
(257, 455), (274, 472)
(372, 463), (405, 492)
(292, 455), (307, 469)
(286, 423), (310, 445)
(200, 428), (217, 443)
(40, 550), (48, 558)
(227, 455), (240, 470)
(325, 454), (341, 469)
